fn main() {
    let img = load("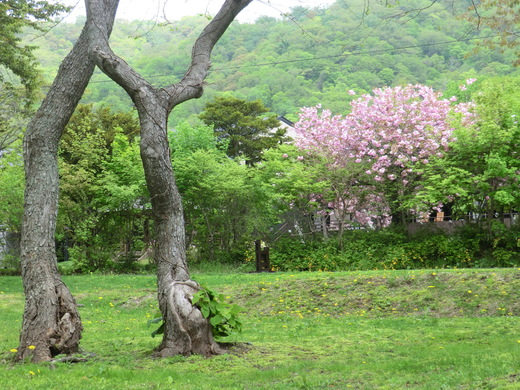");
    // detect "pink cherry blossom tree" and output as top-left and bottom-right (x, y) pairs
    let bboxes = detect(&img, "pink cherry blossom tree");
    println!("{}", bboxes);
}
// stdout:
(294, 84), (475, 228)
